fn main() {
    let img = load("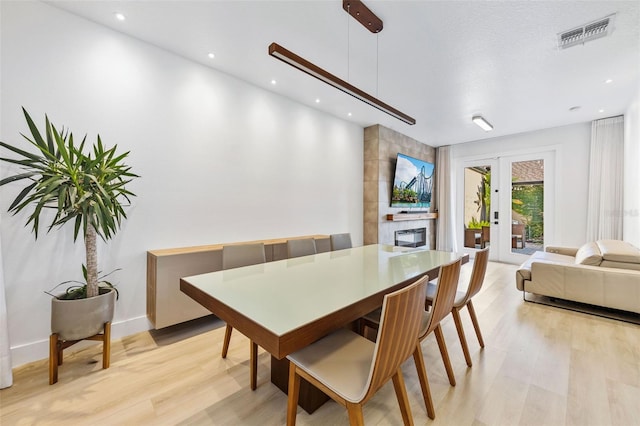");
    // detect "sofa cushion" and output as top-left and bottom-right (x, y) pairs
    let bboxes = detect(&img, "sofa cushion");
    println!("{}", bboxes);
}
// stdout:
(516, 251), (575, 291)
(600, 260), (640, 271)
(574, 242), (602, 266)
(517, 250), (575, 282)
(596, 240), (640, 264)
